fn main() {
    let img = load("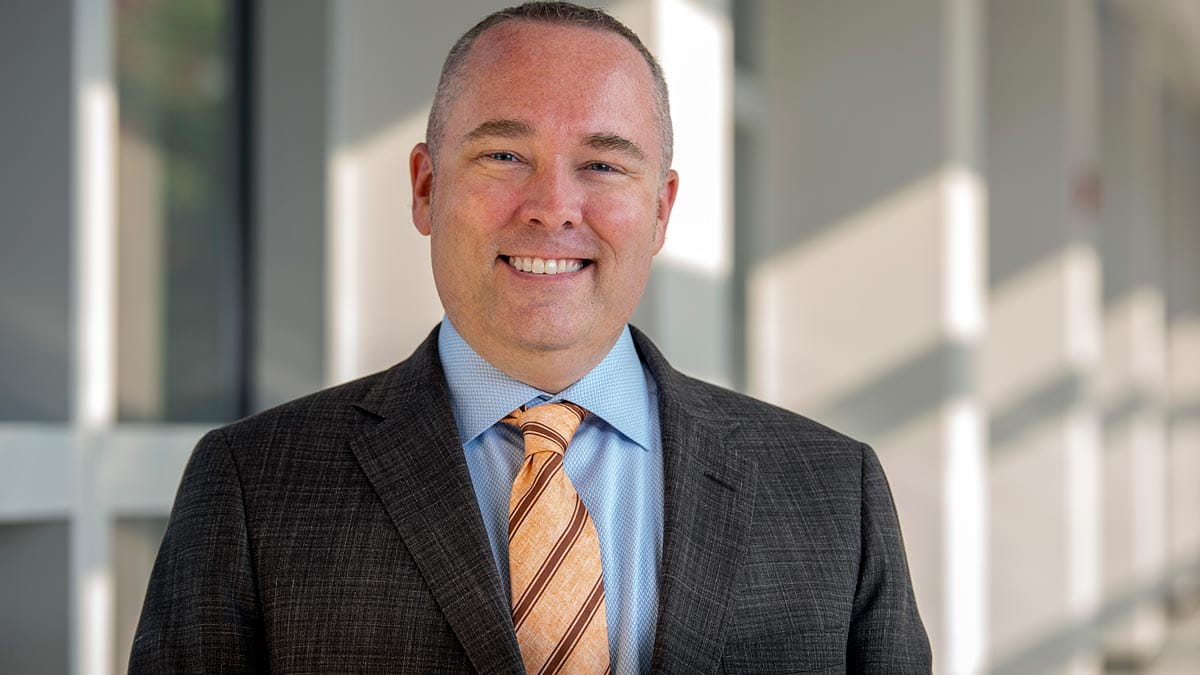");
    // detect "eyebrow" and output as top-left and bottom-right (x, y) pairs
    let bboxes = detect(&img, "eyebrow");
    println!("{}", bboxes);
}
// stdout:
(584, 132), (646, 162)
(460, 120), (648, 163)
(462, 119), (534, 143)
